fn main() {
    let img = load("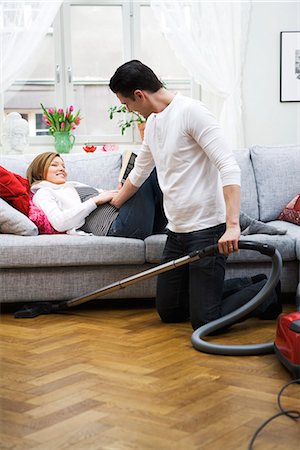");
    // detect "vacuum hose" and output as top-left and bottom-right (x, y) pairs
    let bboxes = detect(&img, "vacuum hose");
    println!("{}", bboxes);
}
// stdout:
(191, 241), (282, 356)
